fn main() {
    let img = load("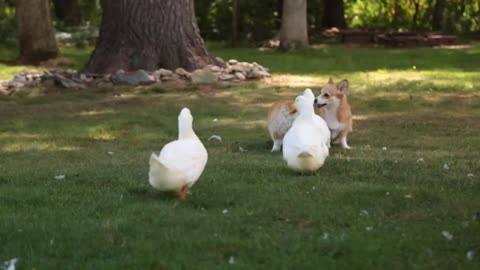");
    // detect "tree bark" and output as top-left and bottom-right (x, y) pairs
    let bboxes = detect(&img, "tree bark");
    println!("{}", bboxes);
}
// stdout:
(280, 0), (309, 50)
(232, 0), (238, 44)
(322, 0), (347, 29)
(431, 0), (445, 31)
(85, 0), (219, 73)
(411, 0), (420, 30)
(53, 0), (82, 27)
(16, 0), (59, 64)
